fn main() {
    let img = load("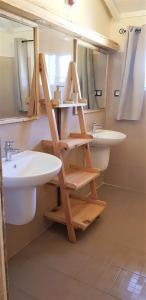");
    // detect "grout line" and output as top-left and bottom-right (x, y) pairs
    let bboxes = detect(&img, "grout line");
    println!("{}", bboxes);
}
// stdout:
(8, 227), (50, 261)
(9, 283), (39, 300)
(103, 182), (146, 194)
(99, 290), (122, 300)
(12, 250), (122, 300)
(18, 288), (39, 300)
(96, 181), (105, 190)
